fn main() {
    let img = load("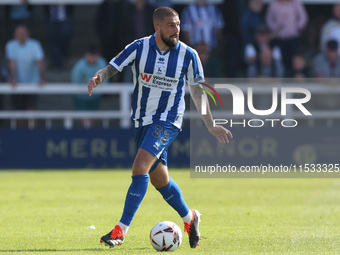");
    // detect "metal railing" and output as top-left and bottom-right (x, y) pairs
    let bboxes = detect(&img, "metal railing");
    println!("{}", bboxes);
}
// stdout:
(0, 83), (133, 129)
(0, 82), (340, 129)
